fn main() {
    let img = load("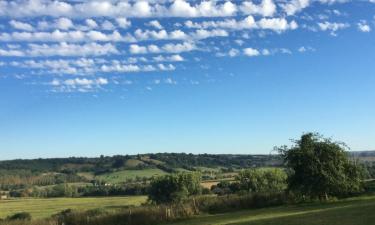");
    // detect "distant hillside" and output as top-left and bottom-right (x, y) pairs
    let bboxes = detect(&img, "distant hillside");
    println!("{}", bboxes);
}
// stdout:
(0, 153), (282, 174)
(350, 151), (375, 162)
(1, 151), (375, 173)
(0, 153), (283, 193)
